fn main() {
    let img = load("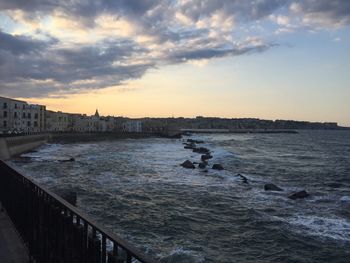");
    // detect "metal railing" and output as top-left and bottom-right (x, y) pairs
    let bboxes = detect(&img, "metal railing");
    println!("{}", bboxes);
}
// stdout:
(0, 160), (157, 263)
